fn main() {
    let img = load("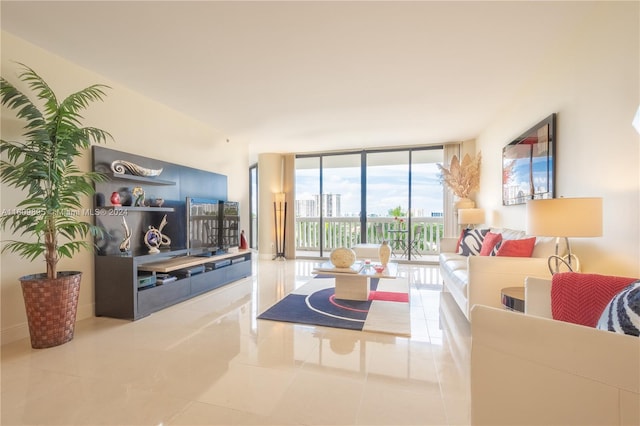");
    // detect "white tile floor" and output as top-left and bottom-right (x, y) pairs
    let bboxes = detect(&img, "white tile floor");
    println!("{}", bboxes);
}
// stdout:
(1, 257), (471, 425)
